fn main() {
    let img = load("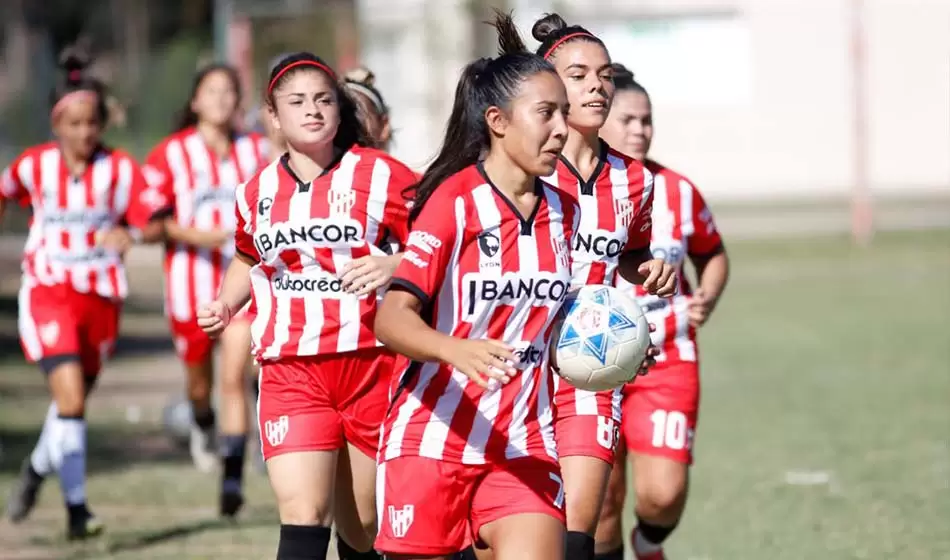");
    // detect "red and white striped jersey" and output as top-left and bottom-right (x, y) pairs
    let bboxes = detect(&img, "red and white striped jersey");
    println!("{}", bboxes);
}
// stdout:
(144, 128), (270, 321)
(381, 164), (580, 465)
(542, 143), (654, 288)
(543, 143), (655, 420)
(616, 160), (723, 364)
(1, 143), (155, 300)
(235, 145), (415, 361)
